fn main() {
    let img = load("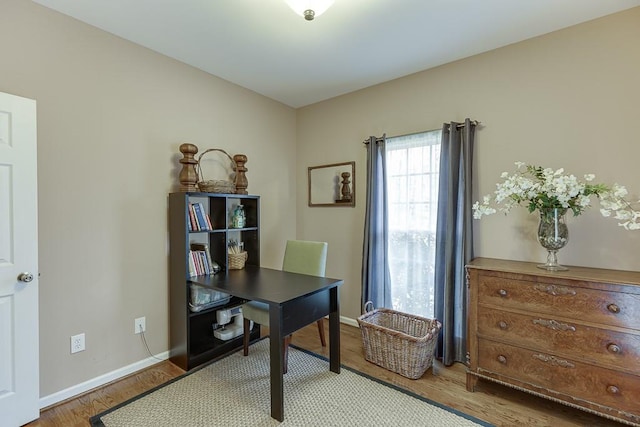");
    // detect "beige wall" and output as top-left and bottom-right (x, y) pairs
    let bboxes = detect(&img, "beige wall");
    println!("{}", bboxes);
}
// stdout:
(1, 0), (297, 397)
(296, 7), (640, 321)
